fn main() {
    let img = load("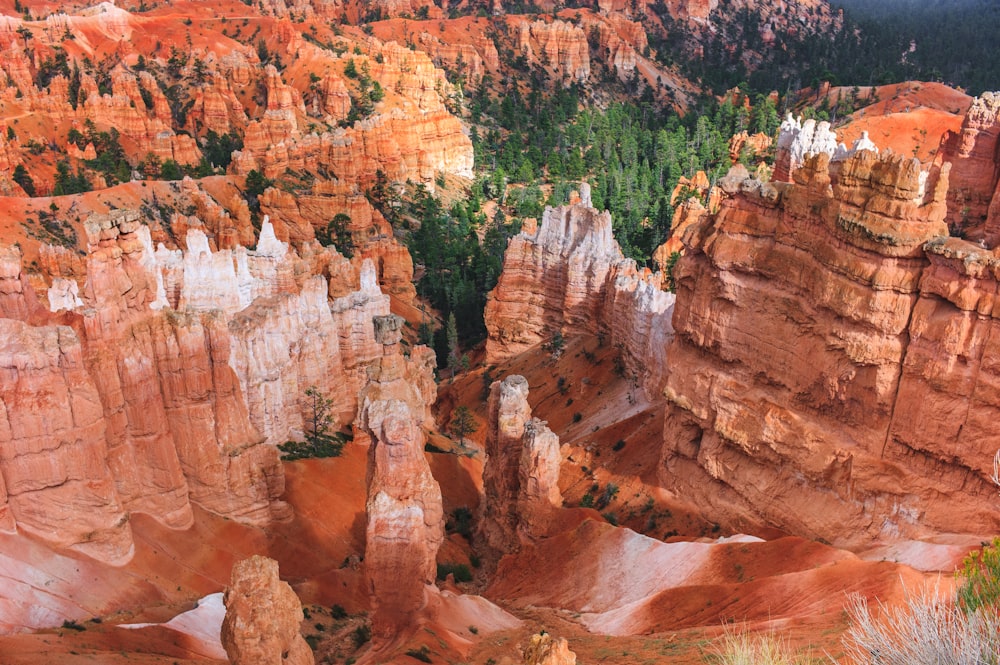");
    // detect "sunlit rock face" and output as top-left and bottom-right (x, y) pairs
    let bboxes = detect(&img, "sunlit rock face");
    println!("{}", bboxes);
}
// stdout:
(221, 555), (313, 665)
(485, 184), (675, 397)
(0, 207), (407, 563)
